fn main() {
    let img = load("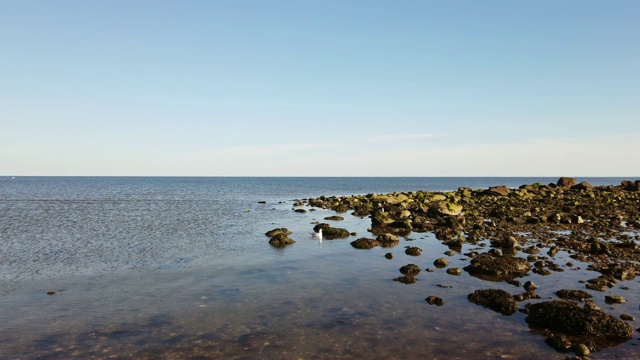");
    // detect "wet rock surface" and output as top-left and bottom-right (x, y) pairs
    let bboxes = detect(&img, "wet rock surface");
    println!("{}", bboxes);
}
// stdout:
(468, 289), (518, 315)
(303, 177), (640, 355)
(526, 300), (633, 347)
(463, 253), (531, 280)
